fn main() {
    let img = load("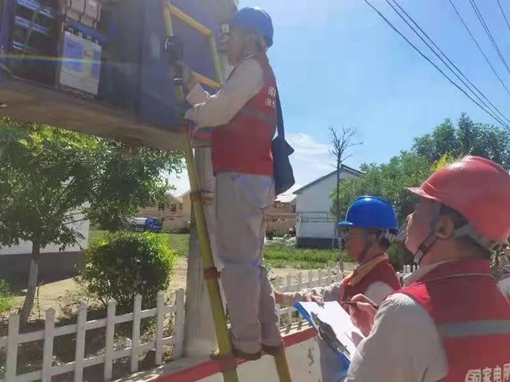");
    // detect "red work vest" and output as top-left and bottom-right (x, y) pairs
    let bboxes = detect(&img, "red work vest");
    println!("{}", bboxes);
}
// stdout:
(401, 259), (510, 382)
(342, 258), (401, 302)
(211, 54), (277, 176)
